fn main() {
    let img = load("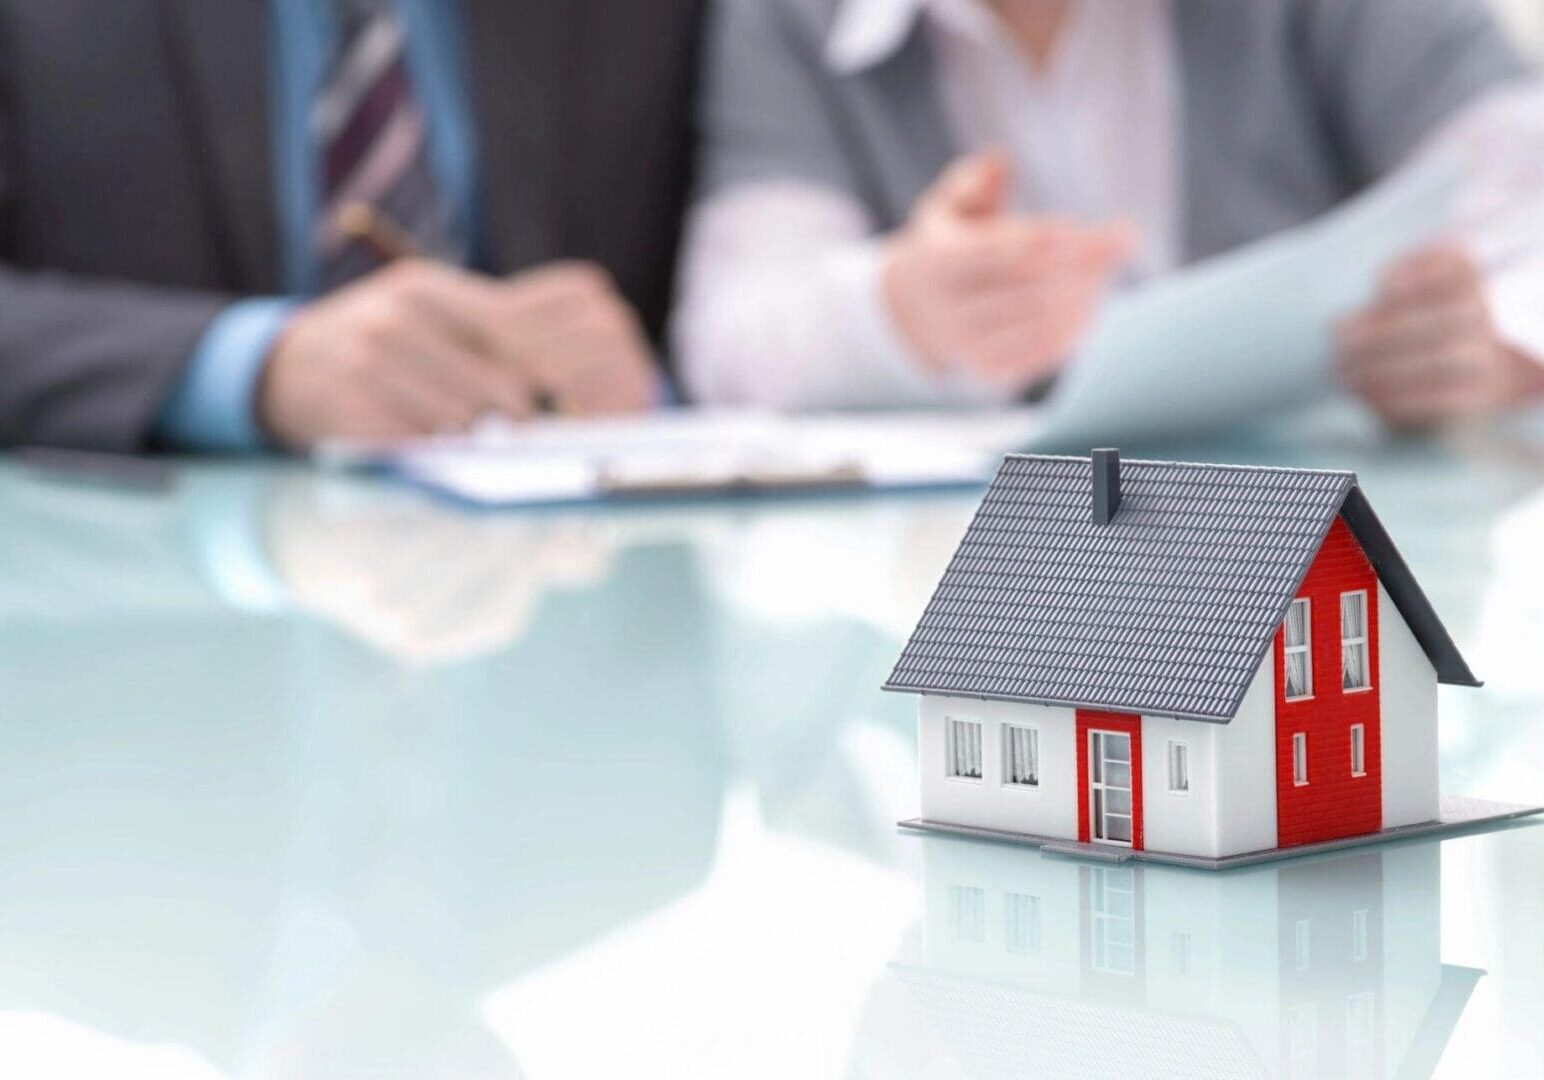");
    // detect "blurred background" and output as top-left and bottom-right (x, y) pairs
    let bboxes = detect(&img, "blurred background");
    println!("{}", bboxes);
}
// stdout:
(5, 1), (1544, 1078)
(1494, 0), (1544, 54)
